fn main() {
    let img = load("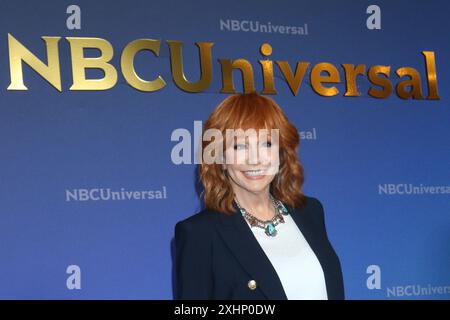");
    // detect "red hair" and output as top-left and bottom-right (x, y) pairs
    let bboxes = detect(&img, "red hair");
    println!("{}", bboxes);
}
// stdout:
(199, 93), (306, 214)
